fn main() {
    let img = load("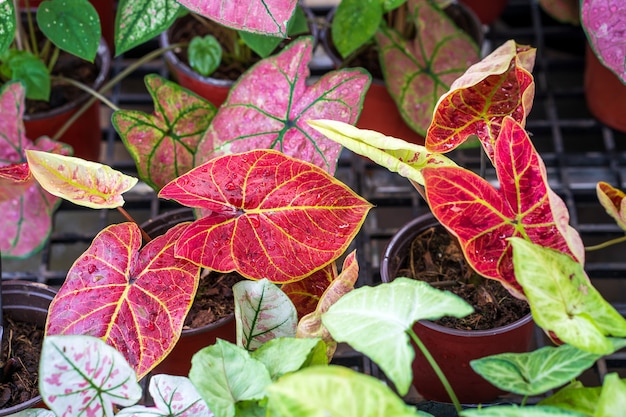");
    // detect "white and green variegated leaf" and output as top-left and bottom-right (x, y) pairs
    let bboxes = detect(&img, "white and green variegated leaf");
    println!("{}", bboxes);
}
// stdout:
(189, 339), (272, 417)
(0, 0), (15, 56)
(470, 339), (626, 396)
(511, 238), (626, 354)
(308, 119), (456, 185)
(6, 411), (56, 417)
(321, 278), (473, 396)
(266, 365), (430, 417)
(251, 337), (327, 380)
(460, 405), (588, 417)
(233, 279), (298, 351)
